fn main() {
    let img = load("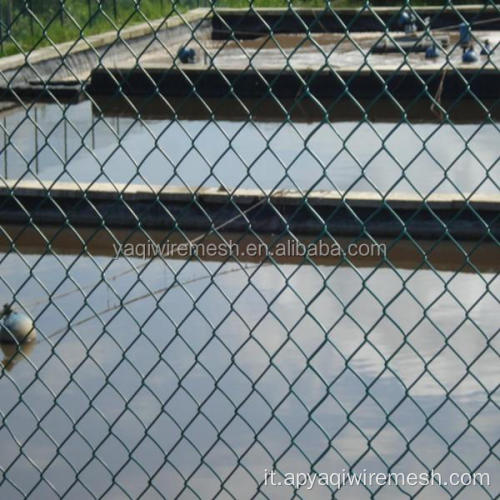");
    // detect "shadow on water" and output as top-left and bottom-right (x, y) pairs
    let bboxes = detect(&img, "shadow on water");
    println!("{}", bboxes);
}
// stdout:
(1, 224), (498, 273)
(93, 94), (500, 124)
